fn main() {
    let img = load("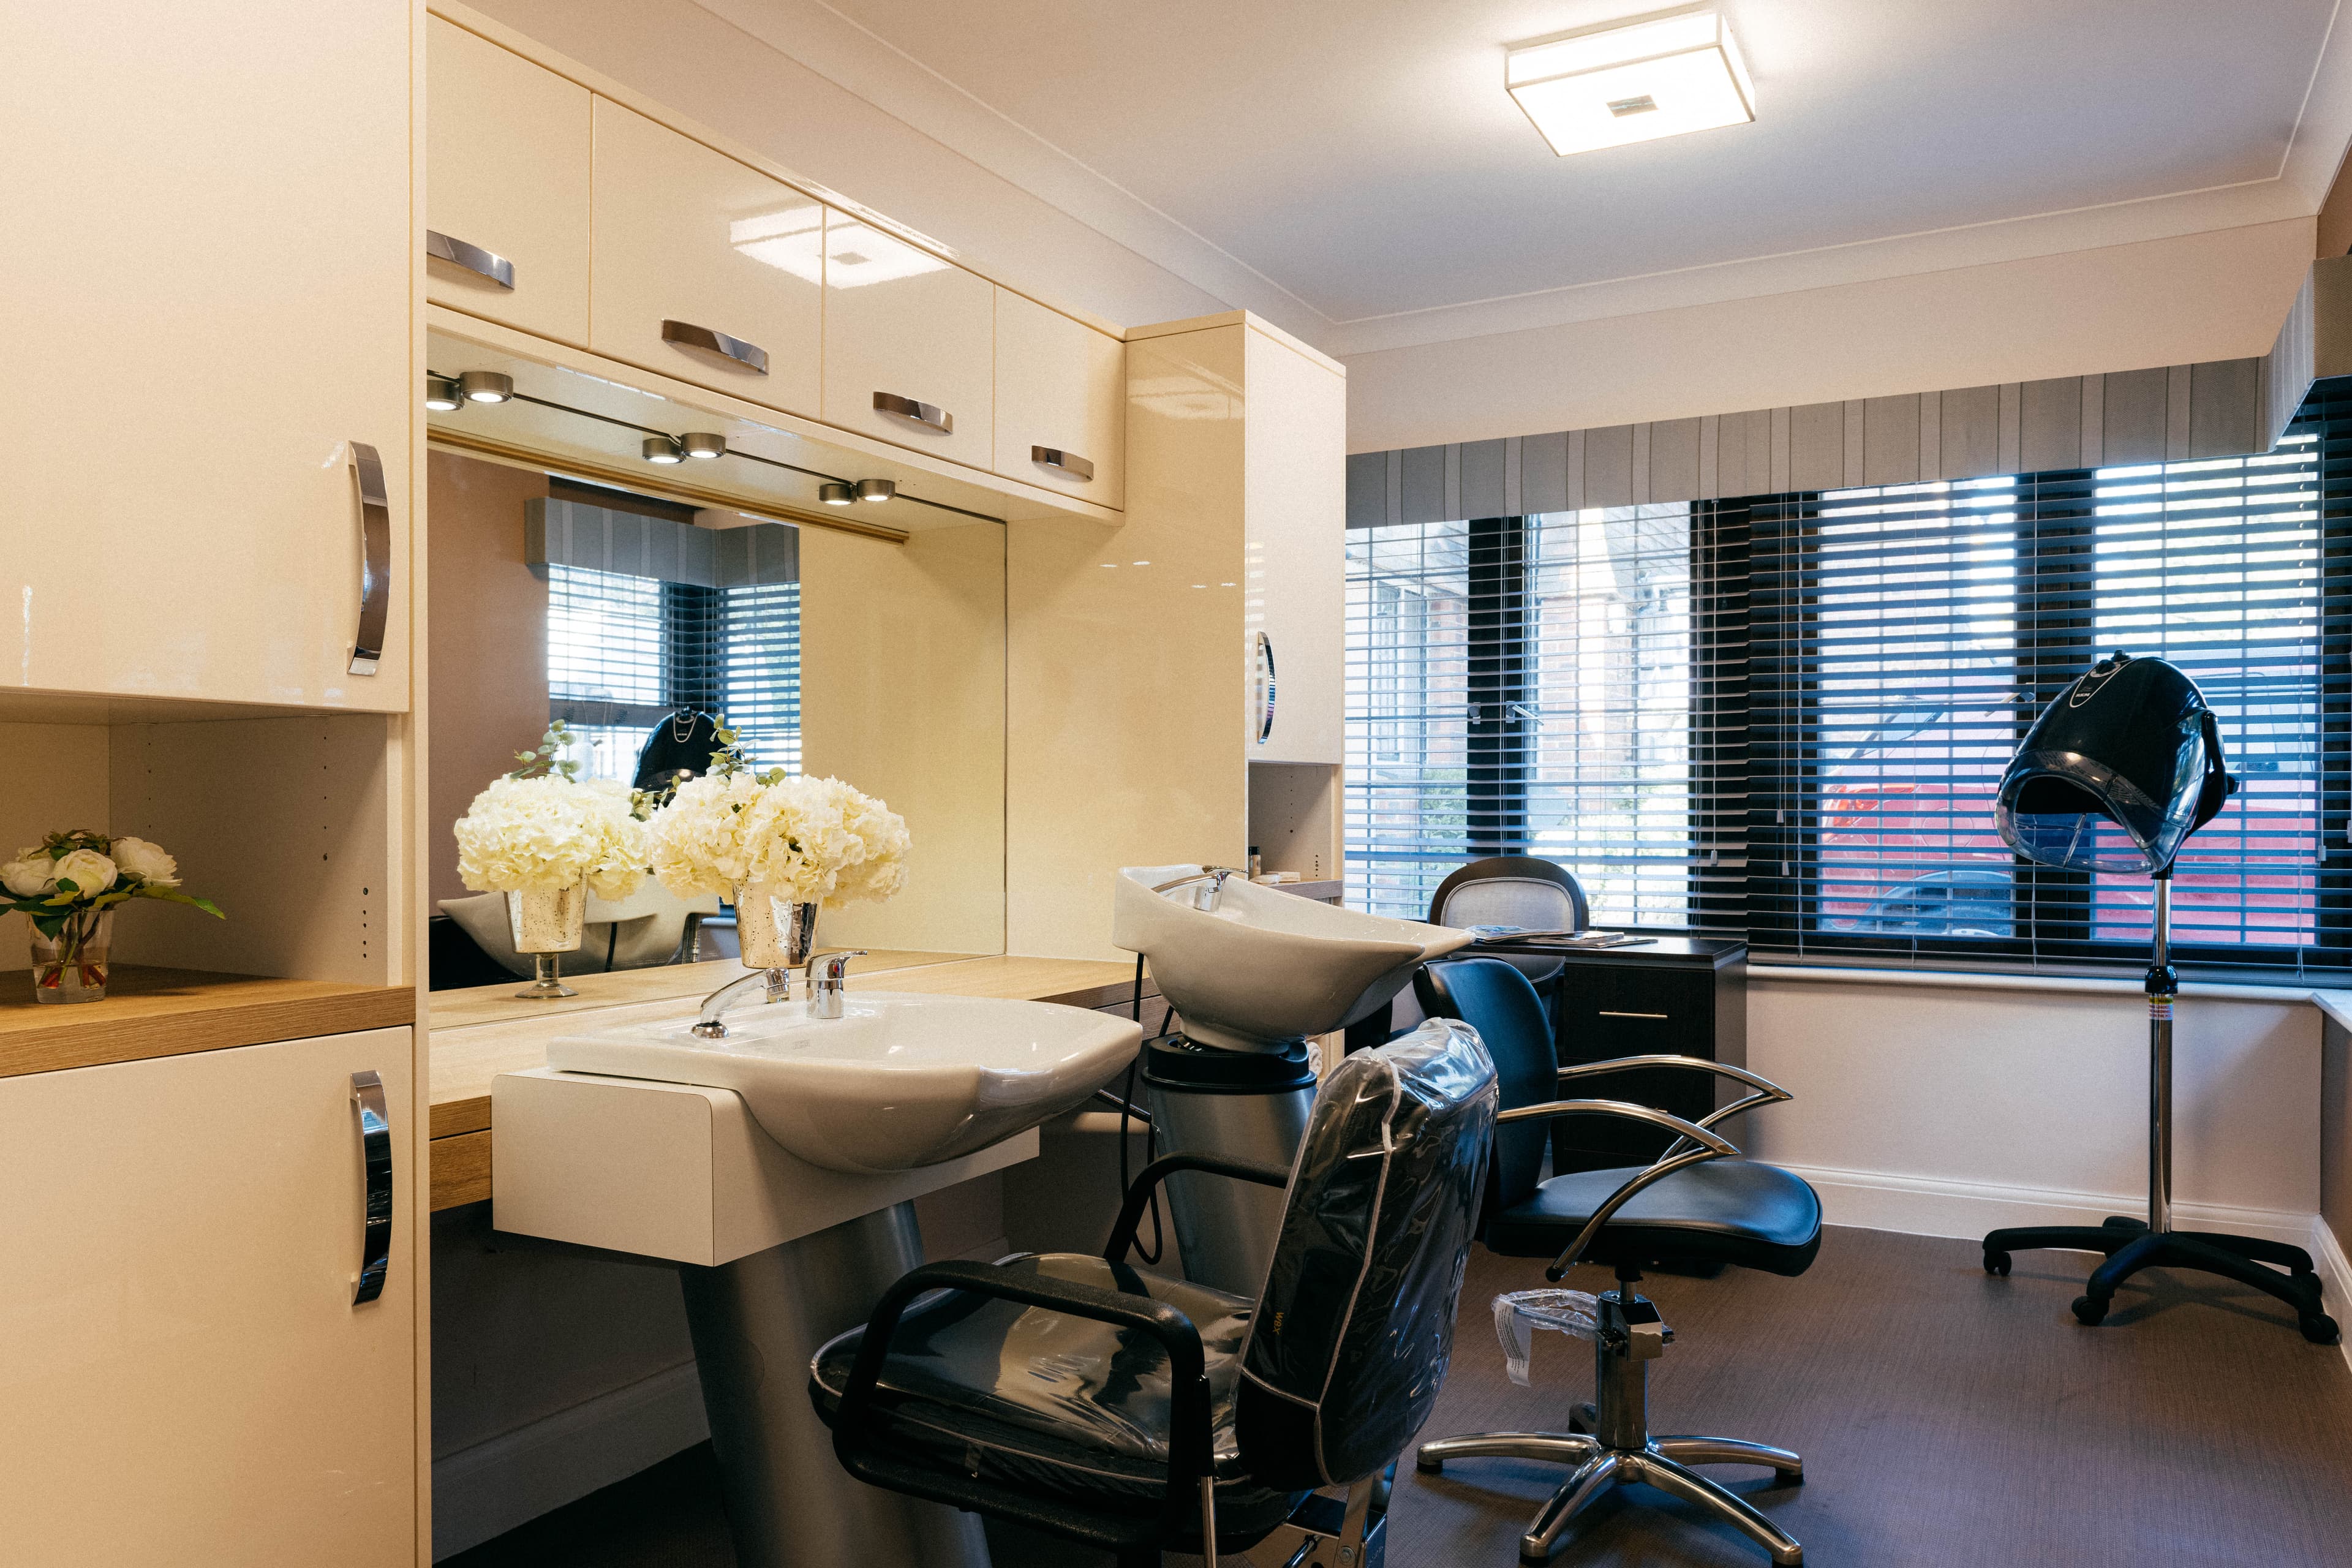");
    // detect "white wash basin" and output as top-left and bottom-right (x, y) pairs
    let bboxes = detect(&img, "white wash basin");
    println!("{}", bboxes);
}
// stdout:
(546, 992), (1142, 1174)
(1112, 864), (1472, 1052)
